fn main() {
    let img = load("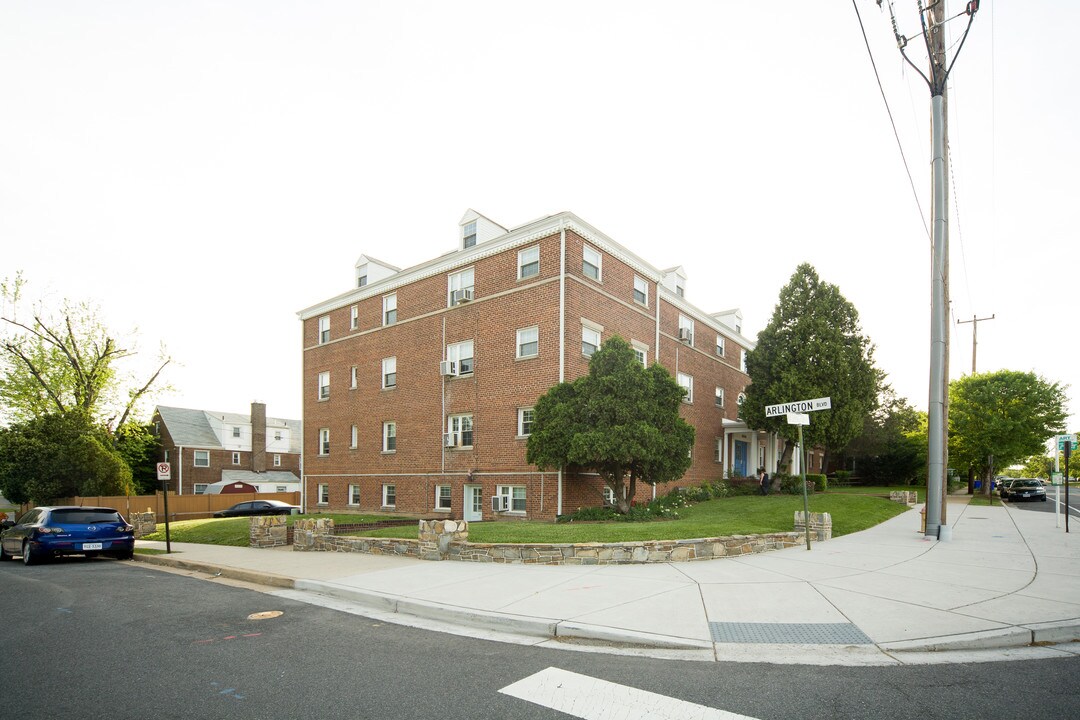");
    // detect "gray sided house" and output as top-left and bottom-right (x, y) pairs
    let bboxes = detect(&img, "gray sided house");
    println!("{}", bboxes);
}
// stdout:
(153, 402), (302, 495)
